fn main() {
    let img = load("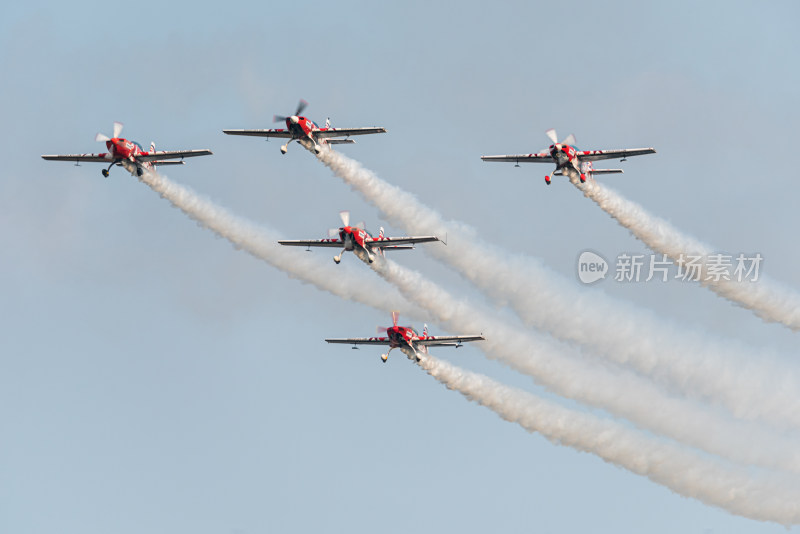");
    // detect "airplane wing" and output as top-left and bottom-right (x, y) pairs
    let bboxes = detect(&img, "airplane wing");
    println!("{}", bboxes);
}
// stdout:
(278, 239), (344, 248)
(554, 169), (623, 175)
(314, 127), (387, 139)
(325, 337), (392, 346)
(416, 335), (485, 346)
(222, 129), (295, 138)
(576, 148), (656, 161)
(41, 153), (113, 163)
(369, 236), (440, 248)
(135, 149), (213, 162)
(481, 152), (554, 163)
